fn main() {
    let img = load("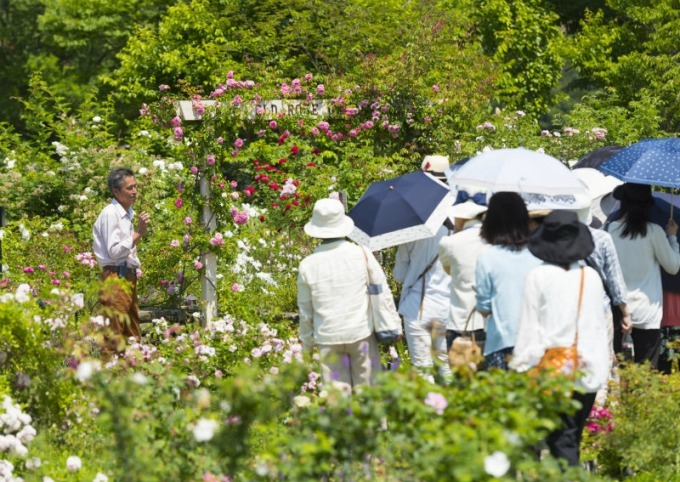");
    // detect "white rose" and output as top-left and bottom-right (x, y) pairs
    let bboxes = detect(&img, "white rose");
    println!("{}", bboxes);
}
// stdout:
(93, 472), (109, 482)
(293, 395), (311, 408)
(92, 116), (102, 123)
(75, 361), (101, 382)
(15, 284), (31, 303)
(66, 455), (82, 473)
(484, 451), (510, 478)
(17, 425), (37, 443)
(192, 418), (218, 442)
